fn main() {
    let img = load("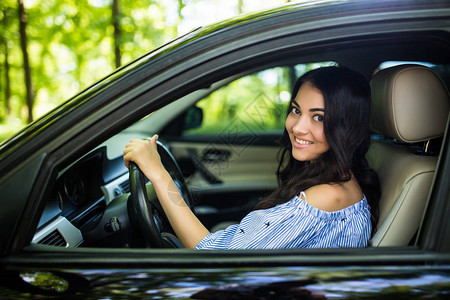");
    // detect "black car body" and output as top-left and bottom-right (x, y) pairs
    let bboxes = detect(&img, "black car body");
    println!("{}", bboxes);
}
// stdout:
(1, 0), (450, 298)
